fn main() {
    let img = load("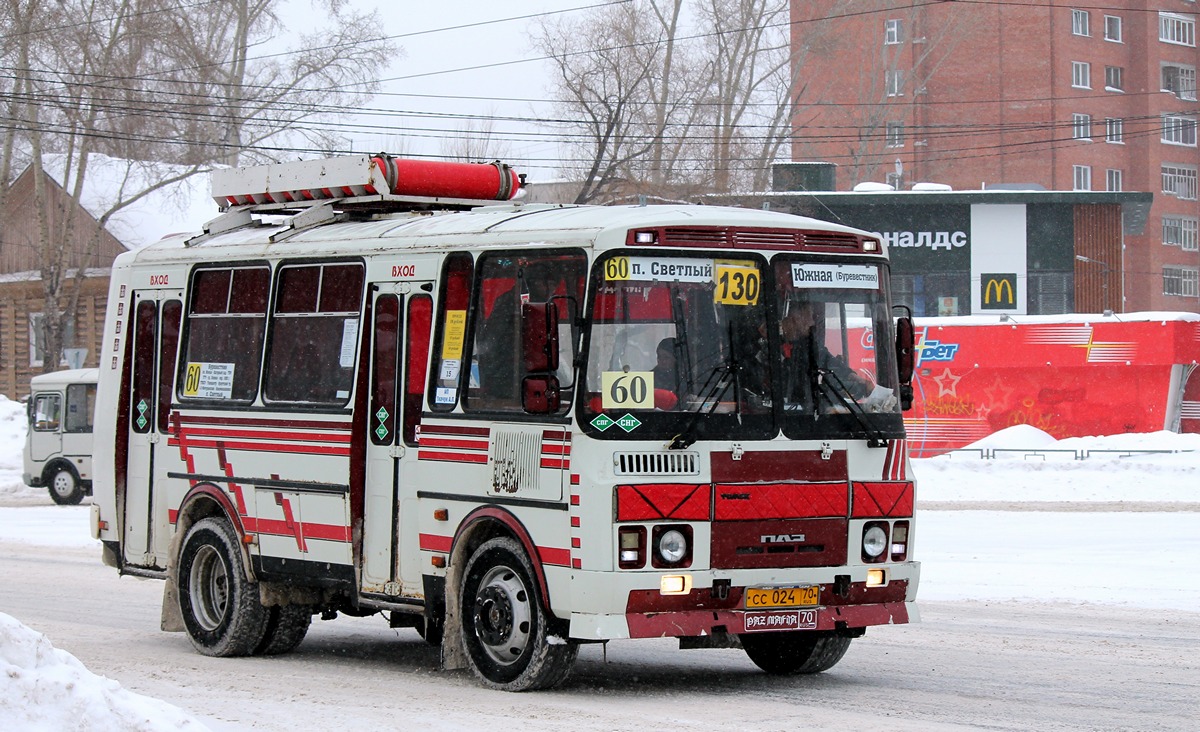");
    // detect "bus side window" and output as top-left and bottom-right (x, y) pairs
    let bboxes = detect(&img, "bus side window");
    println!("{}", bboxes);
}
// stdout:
(64, 384), (96, 433)
(466, 251), (587, 413)
(33, 394), (60, 431)
(265, 262), (365, 405)
(428, 253), (474, 412)
(180, 265), (269, 403)
(157, 300), (182, 431)
(404, 295), (433, 444)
